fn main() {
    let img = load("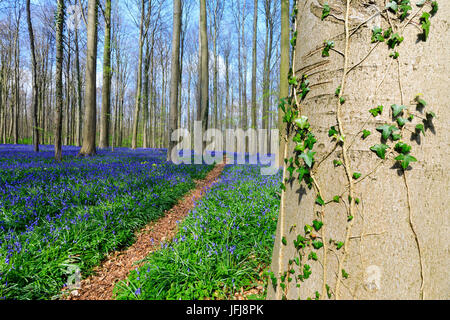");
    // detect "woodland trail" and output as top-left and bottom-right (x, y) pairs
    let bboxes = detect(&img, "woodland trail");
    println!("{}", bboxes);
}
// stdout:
(64, 161), (226, 300)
